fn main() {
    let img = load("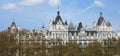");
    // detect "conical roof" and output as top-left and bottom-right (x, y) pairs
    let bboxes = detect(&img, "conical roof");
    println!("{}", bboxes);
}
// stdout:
(97, 12), (106, 25)
(10, 22), (17, 28)
(54, 11), (64, 24)
(69, 21), (75, 30)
